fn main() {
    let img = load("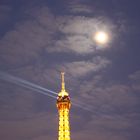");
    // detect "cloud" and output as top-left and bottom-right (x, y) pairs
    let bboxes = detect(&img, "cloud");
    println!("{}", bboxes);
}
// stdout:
(0, 112), (57, 140)
(74, 114), (132, 140)
(129, 70), (140, 91)
(0, 5), (113, 94)
(0, 5), (115, 72)
(47, 16), (114, 54)
(56, 56), (111, 77)
(71, 80), (140, 140)
(0, 5), (12, 24)
(0, 6), (56, 68)
(67, 1), (93, 14)
(70, 112), (132, 140)
(73, 78), (139, 116)
(129, 70), (140, 81)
